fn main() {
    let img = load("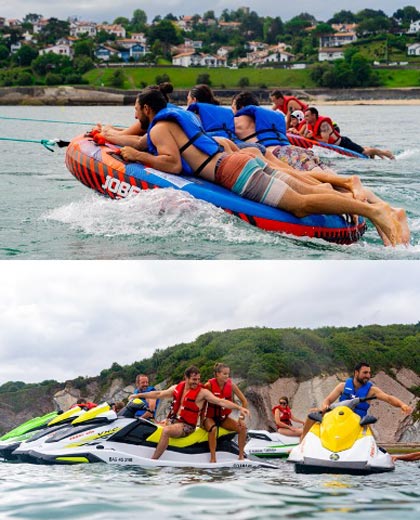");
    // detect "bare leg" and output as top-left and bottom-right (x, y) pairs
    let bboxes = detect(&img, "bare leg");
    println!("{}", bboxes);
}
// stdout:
(278, 187), (401, 246)
(277, 427), (303, 437)
(221, 417), (247, 460)
(203, 418), (217, 463)
(152, 423), (185, 459)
